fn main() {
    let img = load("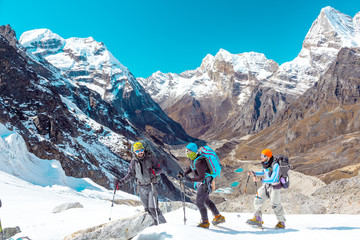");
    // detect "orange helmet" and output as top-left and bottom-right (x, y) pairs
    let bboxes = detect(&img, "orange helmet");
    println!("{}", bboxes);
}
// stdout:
(261, 149), (272, 158)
